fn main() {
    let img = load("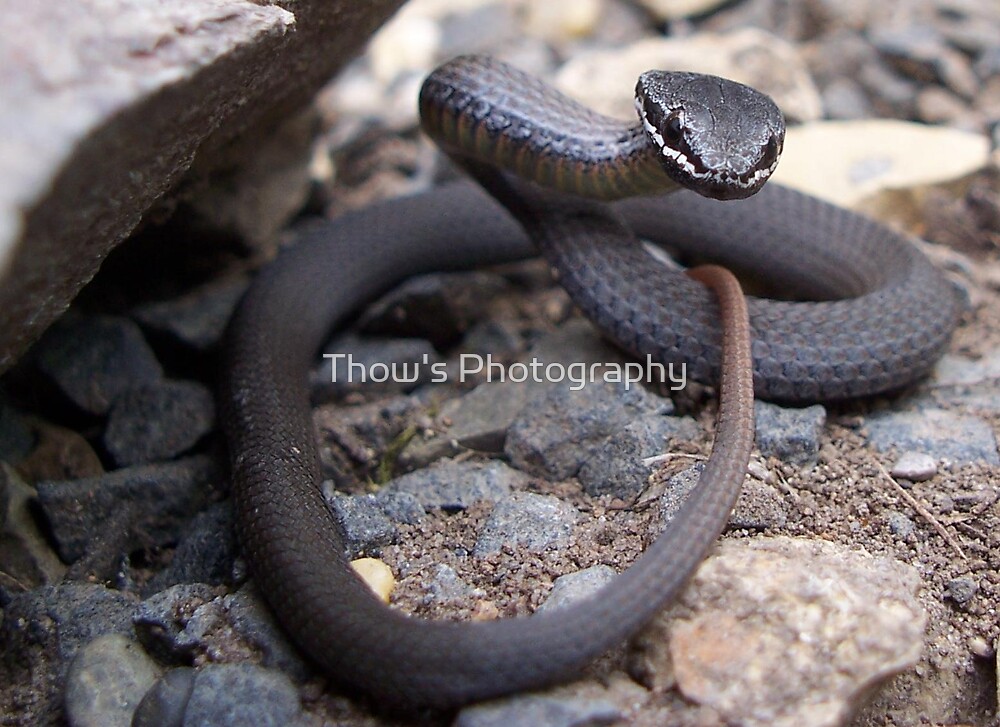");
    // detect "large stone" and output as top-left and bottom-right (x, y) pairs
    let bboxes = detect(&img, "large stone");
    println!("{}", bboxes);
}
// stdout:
(0, 0), (406, 372)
